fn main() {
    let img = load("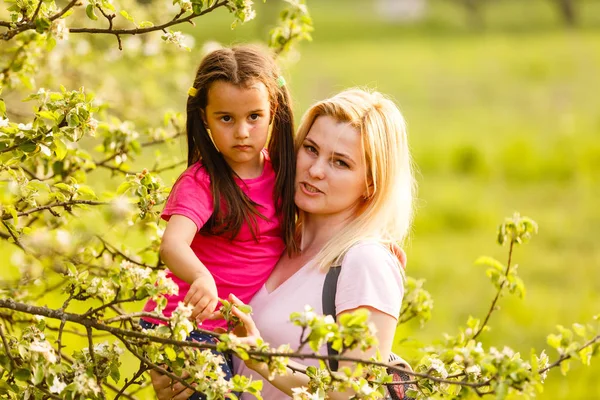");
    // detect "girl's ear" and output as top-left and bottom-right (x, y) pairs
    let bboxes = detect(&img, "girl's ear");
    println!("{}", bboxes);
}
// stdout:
(199, 109), (208, 127)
